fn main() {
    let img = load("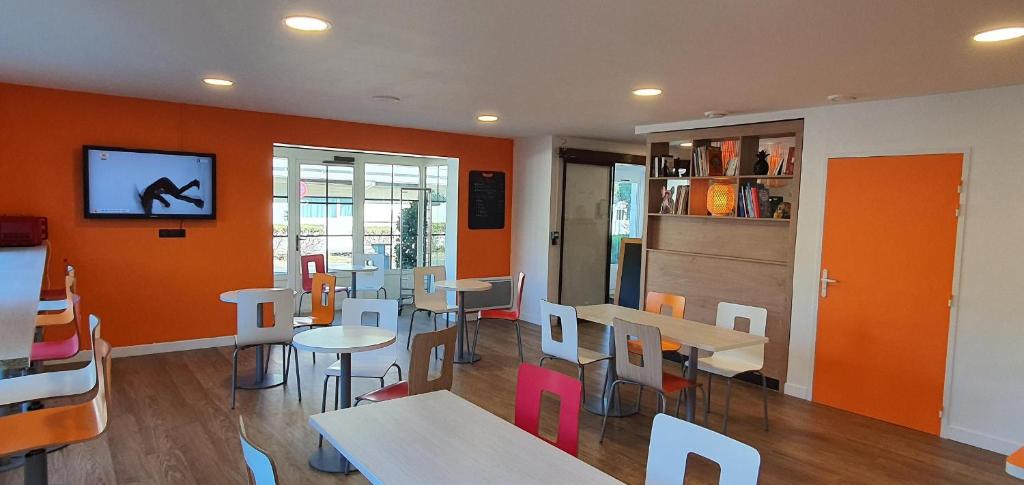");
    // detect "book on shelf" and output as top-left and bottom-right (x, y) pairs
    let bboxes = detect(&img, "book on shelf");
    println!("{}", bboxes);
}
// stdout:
(785, 147), (795, 175)
(738, 181), (774, 218)
(691, 146), (724, 177)
(673, 185), (689, 215)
